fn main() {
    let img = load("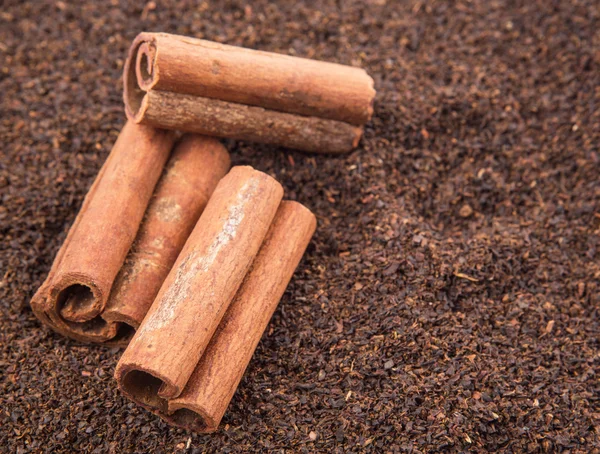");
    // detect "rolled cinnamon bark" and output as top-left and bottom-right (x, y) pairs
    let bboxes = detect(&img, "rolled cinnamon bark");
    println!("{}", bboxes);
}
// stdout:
(136, 90), (362, 154)
(102, 135), (231, 339)
(125, 32), (374, 125)
(165, 201), (316, 432)
(30, 121), (175, 343)
(115, 166), (283, 411)
(124, 32), (374, 153)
